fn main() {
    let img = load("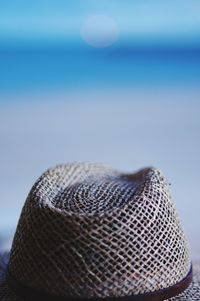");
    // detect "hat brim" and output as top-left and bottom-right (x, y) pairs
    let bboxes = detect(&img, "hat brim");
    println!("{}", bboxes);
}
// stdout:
(0, 252), (200, 301)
